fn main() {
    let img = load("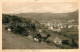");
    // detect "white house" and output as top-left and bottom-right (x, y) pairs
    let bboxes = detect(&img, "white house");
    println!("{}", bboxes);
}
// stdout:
(68, 25), (73, 28)
(48, 26), (53, 30)
(33, 38), (39, 42)
(27, 35), (33, 39)
(7, 28), (11, 32)
(54, 37), (62, 45)
(52, 28), (61, 32)
(38, 29), (42, 33)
